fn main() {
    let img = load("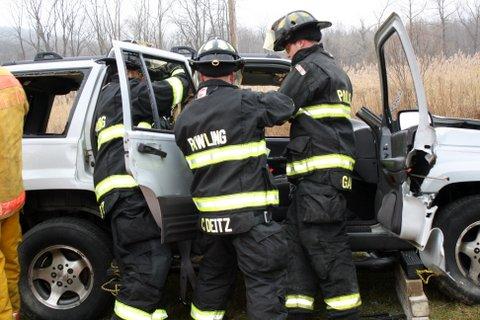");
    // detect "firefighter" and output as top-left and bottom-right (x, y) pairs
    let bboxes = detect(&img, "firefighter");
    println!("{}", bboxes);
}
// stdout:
(264, 11), (361, 320)
(93, 51), (190, 320)
(174, 38), (294, 320)
(0, 67), (28, 320)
